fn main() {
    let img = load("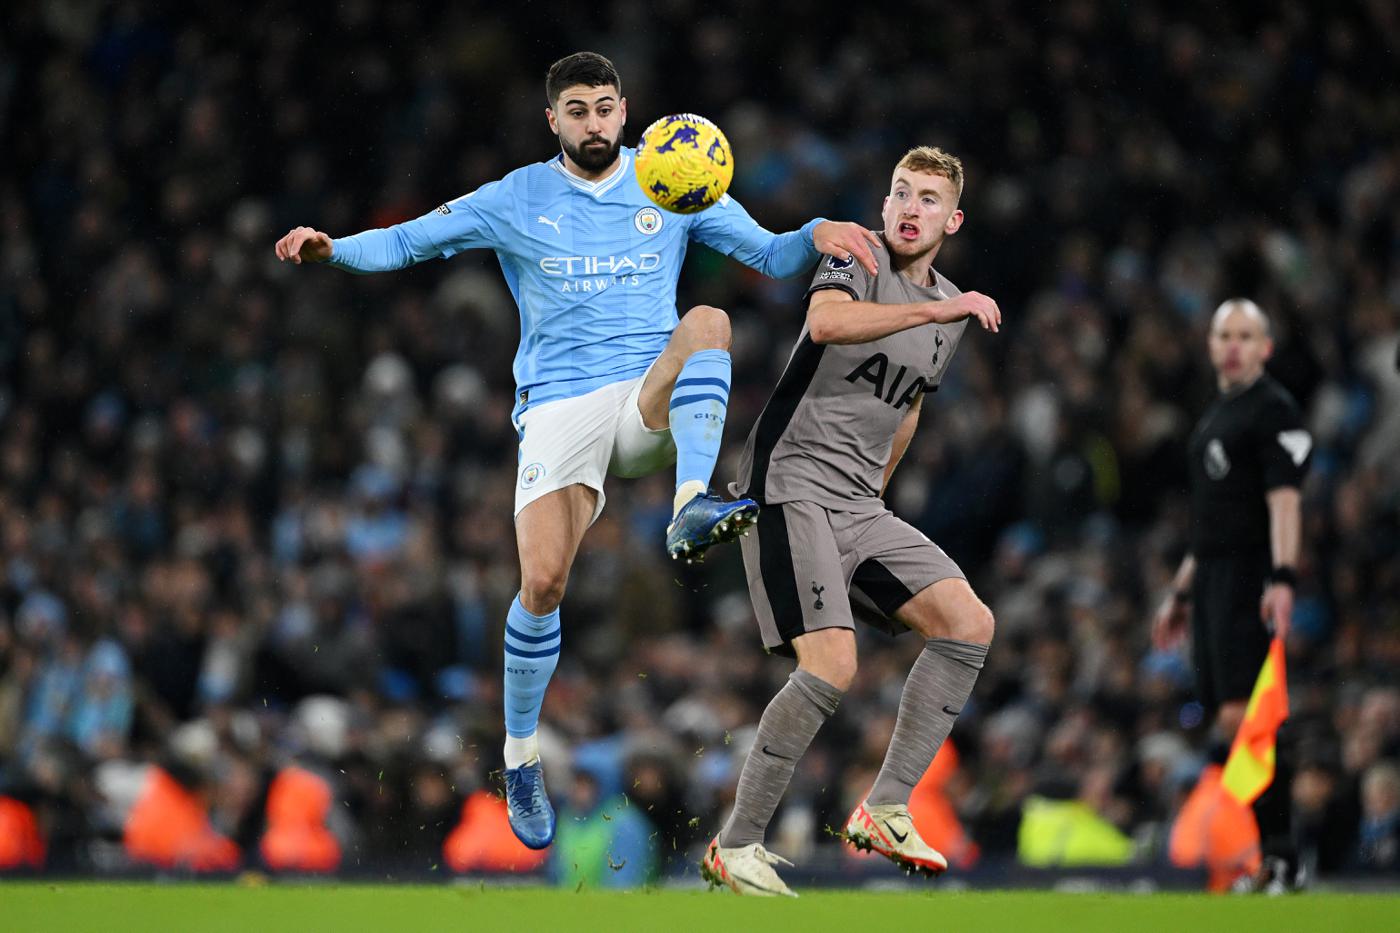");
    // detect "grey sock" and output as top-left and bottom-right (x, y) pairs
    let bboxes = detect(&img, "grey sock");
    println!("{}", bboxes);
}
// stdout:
(718, 669), (843, 848)
(866, 638), (988, 807)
